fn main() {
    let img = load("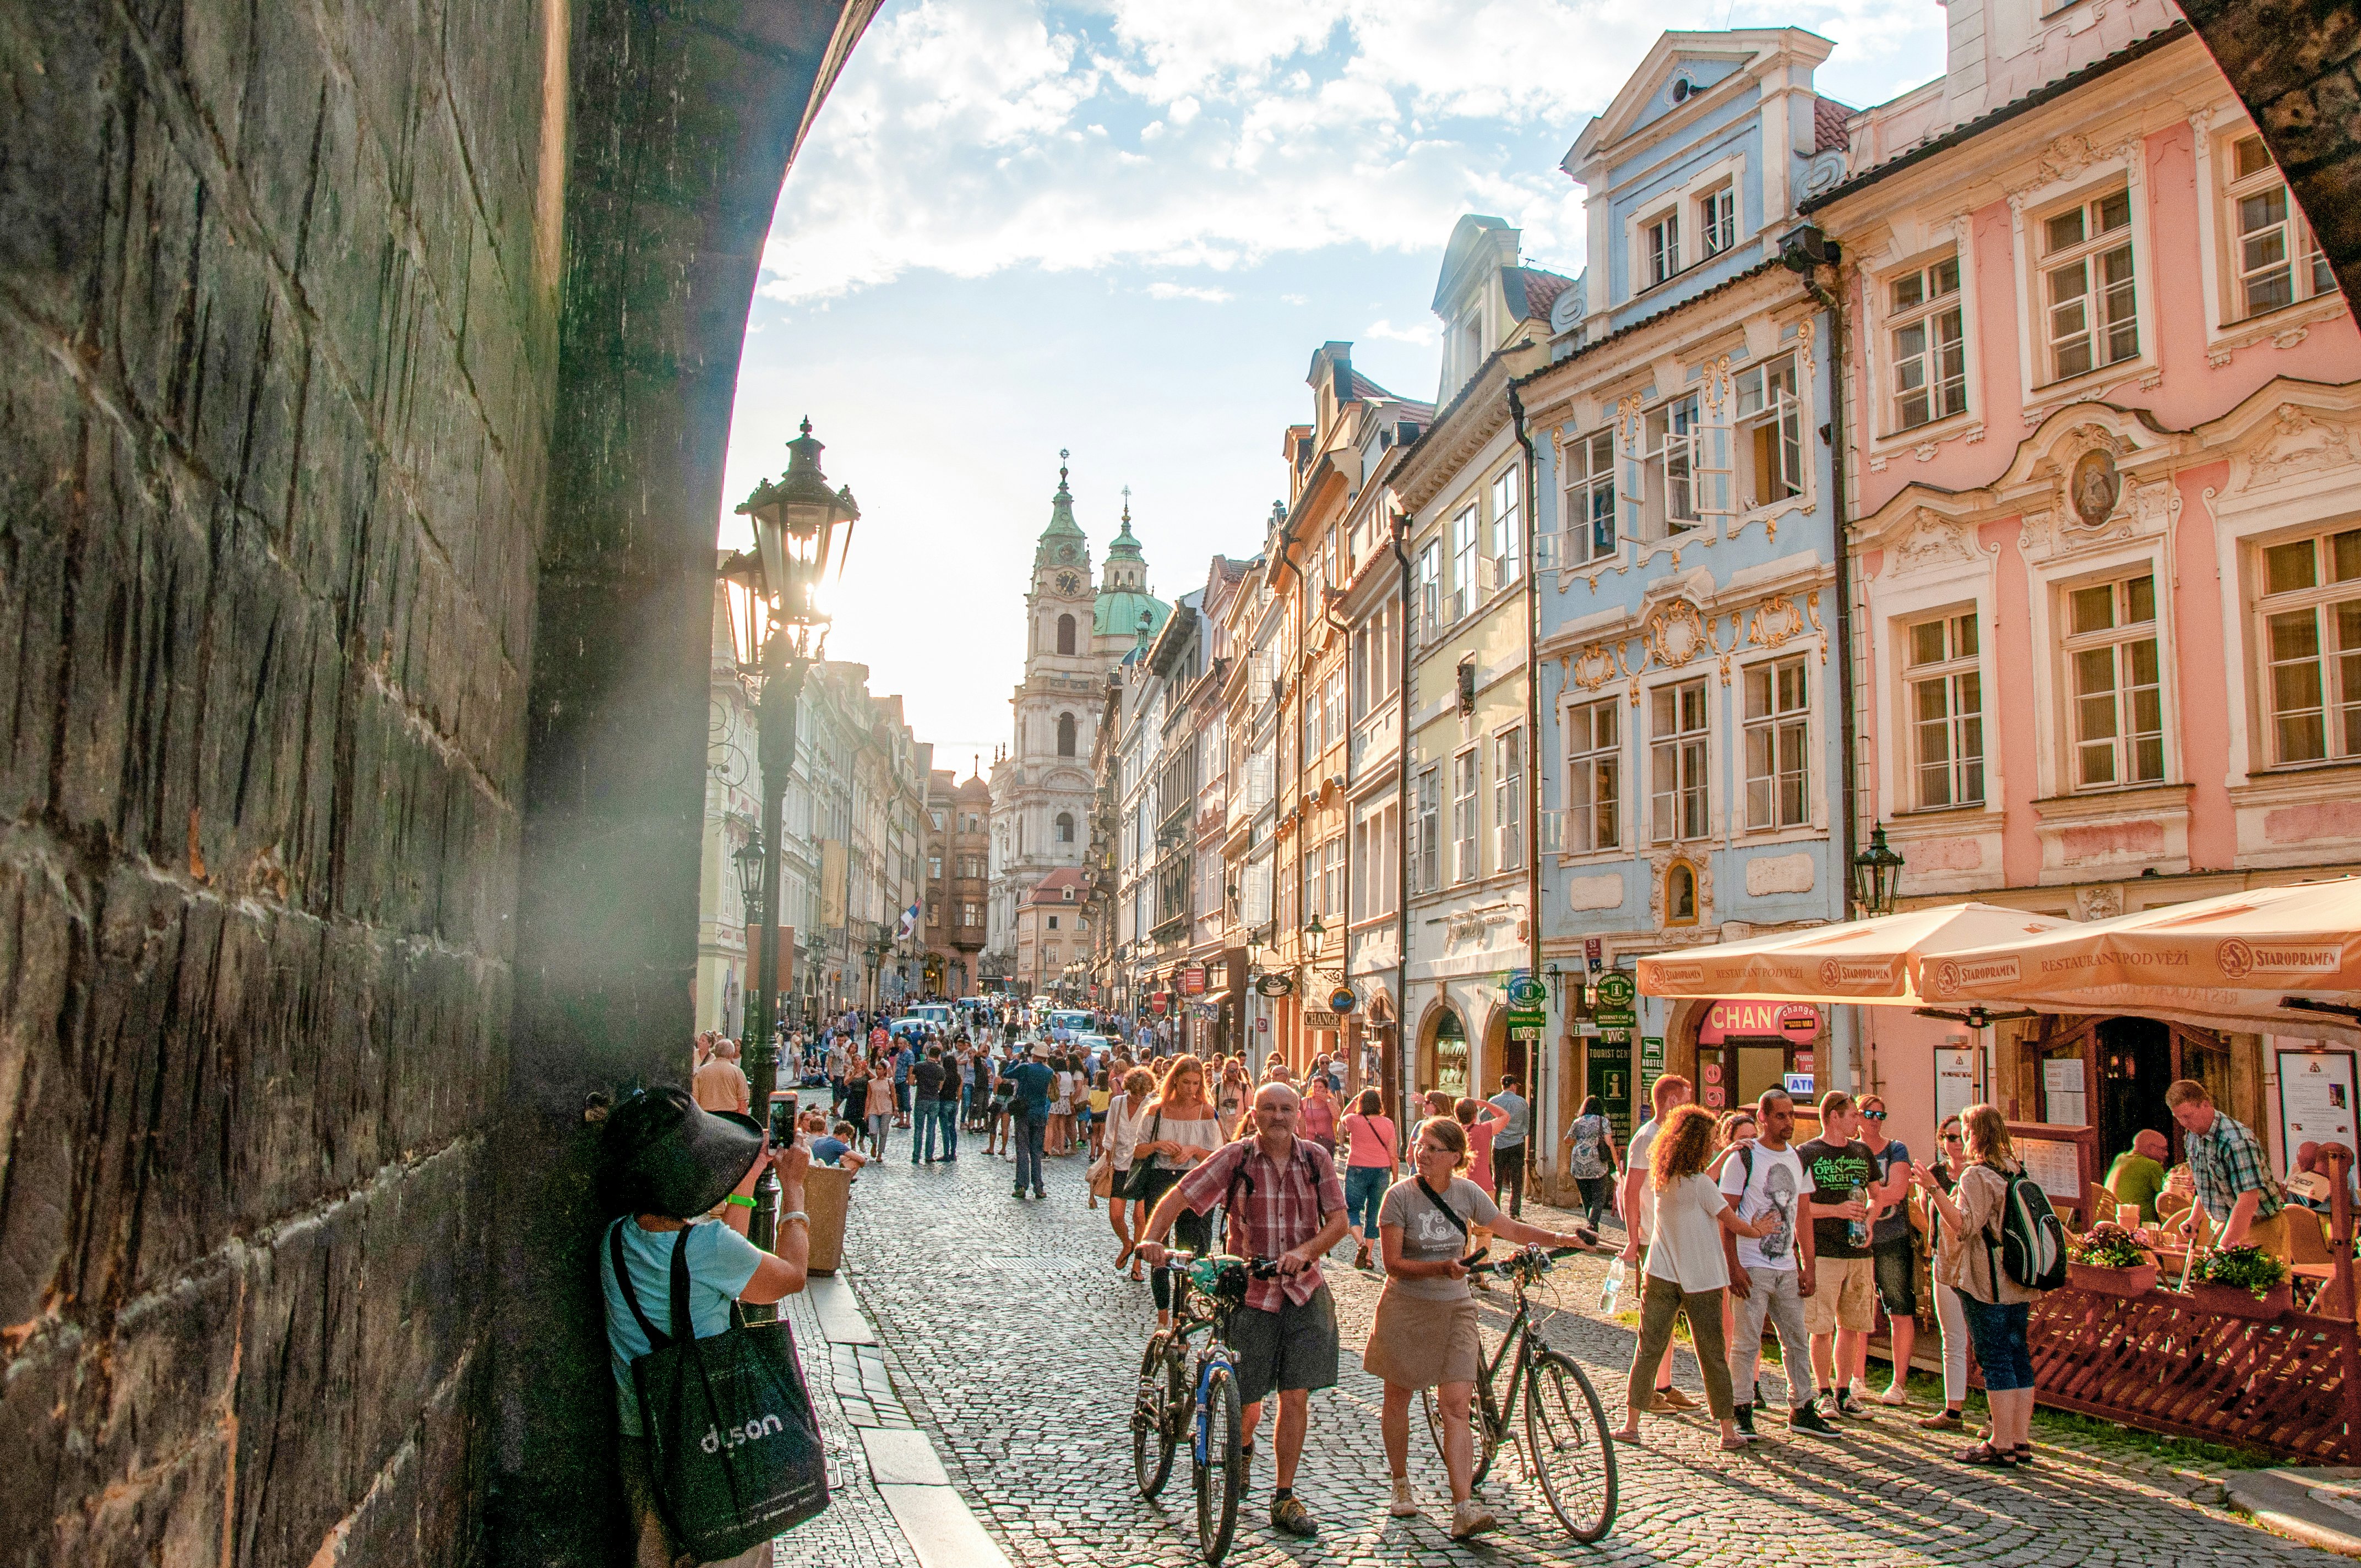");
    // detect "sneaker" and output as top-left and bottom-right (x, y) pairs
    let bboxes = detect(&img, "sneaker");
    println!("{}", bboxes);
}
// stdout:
(1449, 1500), (1499, 1540)
(1013, 1187), (1027, 1199)
(1789, 1403), (1841, 1438)
(1733, 1403), (1756, 1436)
(1388, 1477), (1419, 1518)
(1033, 1188), (1048, 1199)
(1658, 1386), (1702, 1412)
(1918, 1408), (1966, 1431)
(1834, 1389), (1870, 1419)
(1876, 1384), (1911, 1406)
(1645, 1391), (1685, 1414)
(1270, 1494), (1319, 1538)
